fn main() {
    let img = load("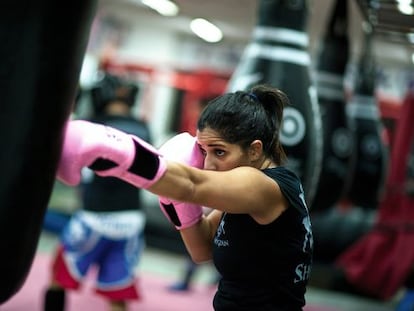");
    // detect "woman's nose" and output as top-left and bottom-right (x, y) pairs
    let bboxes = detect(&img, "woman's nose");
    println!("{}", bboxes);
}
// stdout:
(203, 155), (215, 170)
